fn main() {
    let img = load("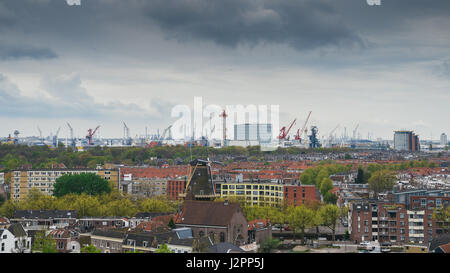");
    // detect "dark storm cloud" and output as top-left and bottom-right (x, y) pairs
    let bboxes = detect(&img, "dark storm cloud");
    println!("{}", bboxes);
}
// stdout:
(142, 0), (364, 50)
(0, 43), (57, 60)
